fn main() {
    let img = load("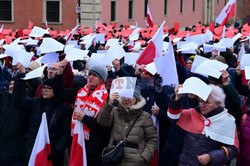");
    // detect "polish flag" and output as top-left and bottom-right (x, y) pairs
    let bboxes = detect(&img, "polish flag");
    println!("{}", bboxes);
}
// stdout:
(69, 120), (87, 166)
(44, 20), (48, 30)
(28, 113), (52, 166)
(147, 5), (154, 28)
(136, 21), (165, 65)
(215, 0), (236, 26)
(66, 24), (79, 44)
(28, 20), (34, 29)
